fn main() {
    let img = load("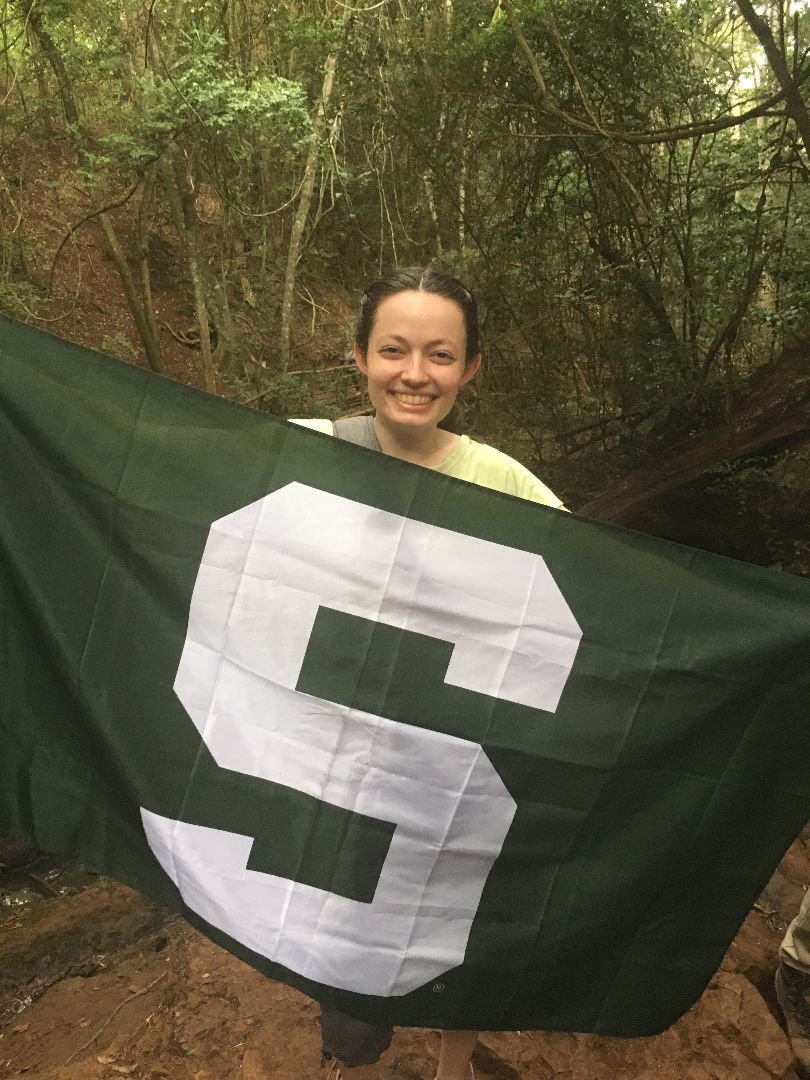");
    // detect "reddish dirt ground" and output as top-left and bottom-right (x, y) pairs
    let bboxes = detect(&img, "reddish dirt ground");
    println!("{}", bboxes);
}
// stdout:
(1, 828), (808, 1080)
